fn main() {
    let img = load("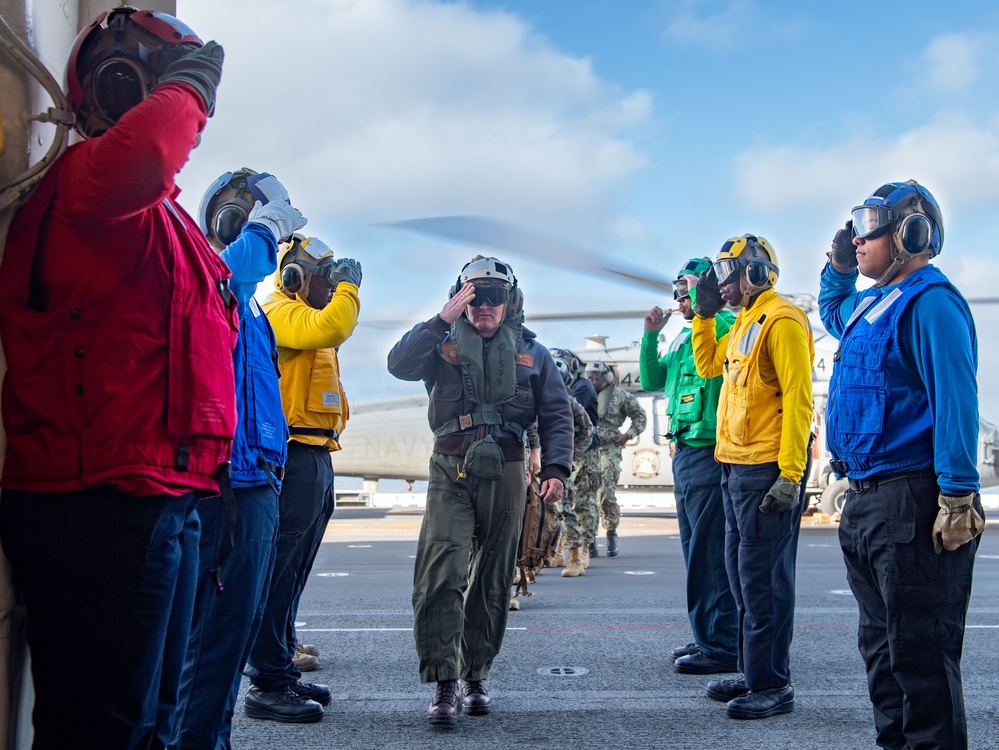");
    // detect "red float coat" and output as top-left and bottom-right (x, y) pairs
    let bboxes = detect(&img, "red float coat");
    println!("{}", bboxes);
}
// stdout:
(0, 82), (238, 497)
